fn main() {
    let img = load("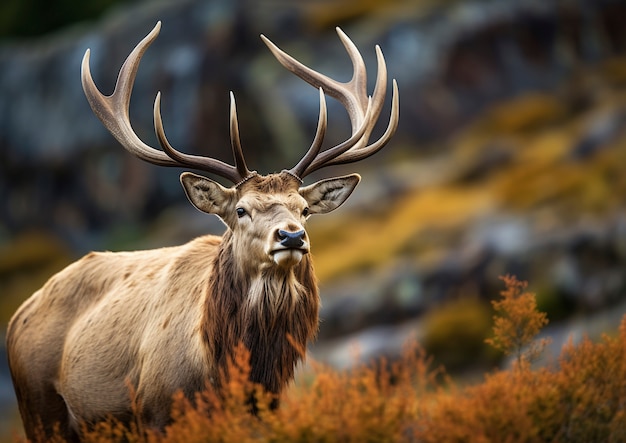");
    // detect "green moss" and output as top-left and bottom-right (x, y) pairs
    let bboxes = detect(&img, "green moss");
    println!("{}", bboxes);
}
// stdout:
(422, 297), (494, 371)
(0, 231), (73, 323)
